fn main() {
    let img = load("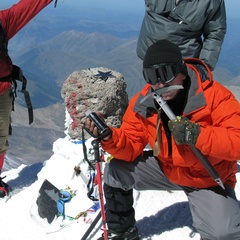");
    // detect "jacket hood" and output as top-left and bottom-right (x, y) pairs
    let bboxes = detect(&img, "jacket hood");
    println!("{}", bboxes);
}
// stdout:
(184, 58), (213, 82)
